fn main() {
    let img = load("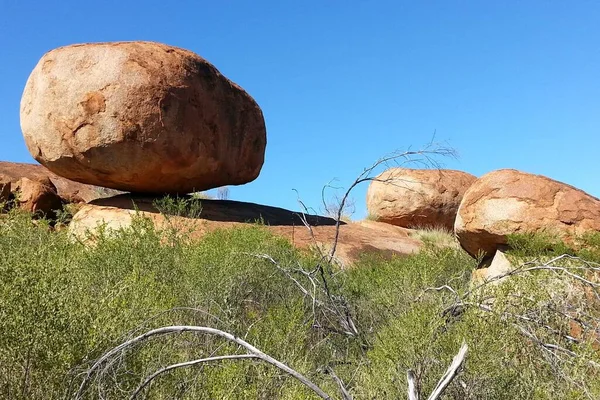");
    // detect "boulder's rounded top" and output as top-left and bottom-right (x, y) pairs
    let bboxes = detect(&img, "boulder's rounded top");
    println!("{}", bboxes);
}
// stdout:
(20, 41), (266, 193)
